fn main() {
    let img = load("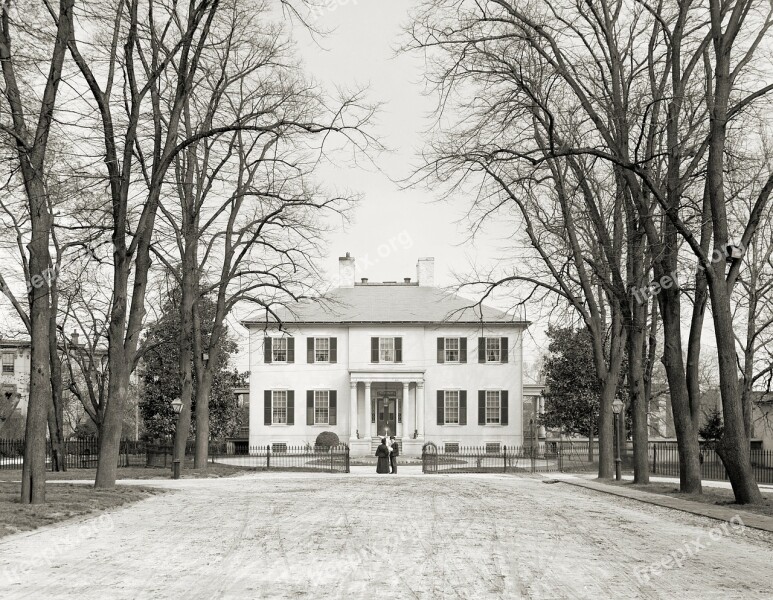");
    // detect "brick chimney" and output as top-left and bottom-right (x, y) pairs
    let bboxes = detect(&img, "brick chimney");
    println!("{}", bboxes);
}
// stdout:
(71, 331), (79, 346)
(417, 257), (435, 287)
(338, 252), (355, 288)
